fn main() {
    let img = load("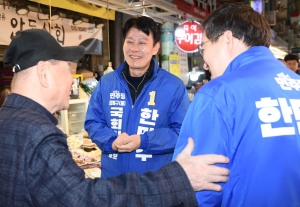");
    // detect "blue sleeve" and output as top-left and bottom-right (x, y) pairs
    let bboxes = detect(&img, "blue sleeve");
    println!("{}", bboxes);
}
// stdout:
(173, 92), (230, 206)
(140, 81), (190, 154)
(84, 79), (118, 154)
